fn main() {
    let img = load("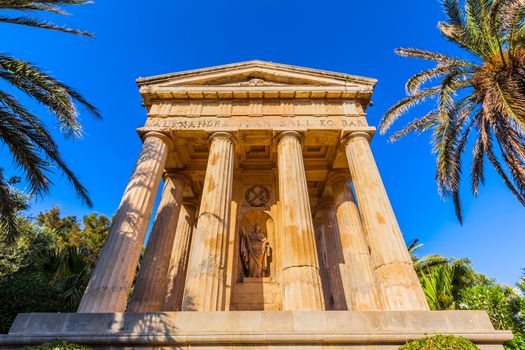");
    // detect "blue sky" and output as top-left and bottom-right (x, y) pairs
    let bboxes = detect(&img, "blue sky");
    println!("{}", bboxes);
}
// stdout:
(2, 0), (523, 285)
